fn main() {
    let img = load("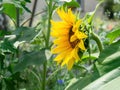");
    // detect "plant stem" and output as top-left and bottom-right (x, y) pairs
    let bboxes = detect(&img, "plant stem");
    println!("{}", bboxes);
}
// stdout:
(42, 0), (54, 89)
(91, 32), (104, 52)
(42, 61), (47, 90)
(46, 0), (52, 48)
(29, 0), (38, 27)
(88, 29), (92, 65)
